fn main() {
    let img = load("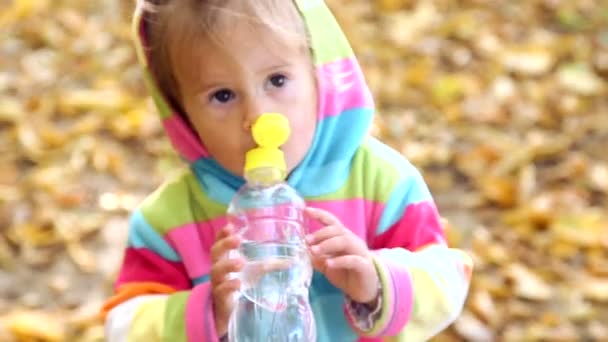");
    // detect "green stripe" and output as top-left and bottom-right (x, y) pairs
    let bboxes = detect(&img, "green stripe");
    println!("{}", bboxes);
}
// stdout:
(295, 0), (354, 64)
(307, 139), (401, 203)
(163, 291), (189, 341)
(131, 8), (147, 68)
(140, 170), (227, 236)
(140, 141), (407, 235)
